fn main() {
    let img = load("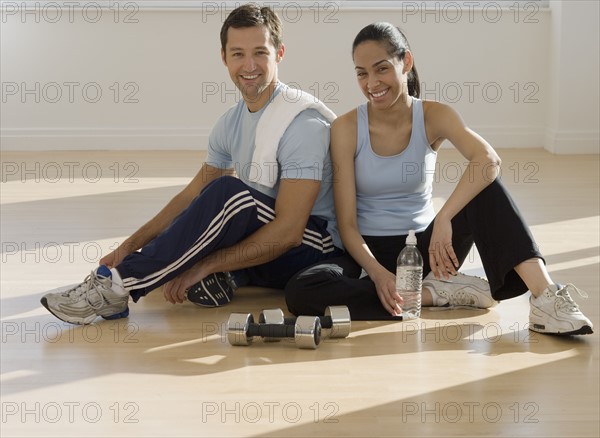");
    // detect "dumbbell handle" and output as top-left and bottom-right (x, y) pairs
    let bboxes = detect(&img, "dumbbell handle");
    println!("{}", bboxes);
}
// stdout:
(247, 323), (297, 339)
(284, 316), (334, 329)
